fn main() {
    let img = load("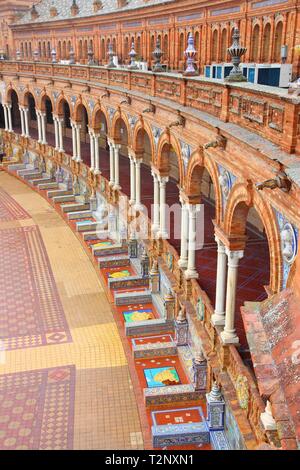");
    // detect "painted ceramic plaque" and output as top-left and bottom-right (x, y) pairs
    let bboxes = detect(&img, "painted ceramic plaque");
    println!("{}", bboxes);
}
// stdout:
(144, 367), (181, 388)
(123, 309), (154, 323)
